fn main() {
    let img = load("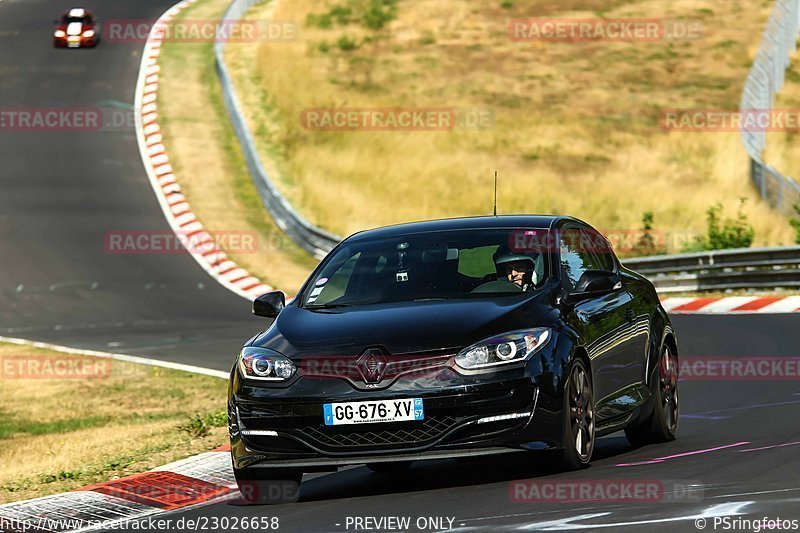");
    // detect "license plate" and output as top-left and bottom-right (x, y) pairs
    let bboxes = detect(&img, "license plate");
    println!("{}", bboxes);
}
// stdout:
(323, 398), (424, 426)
